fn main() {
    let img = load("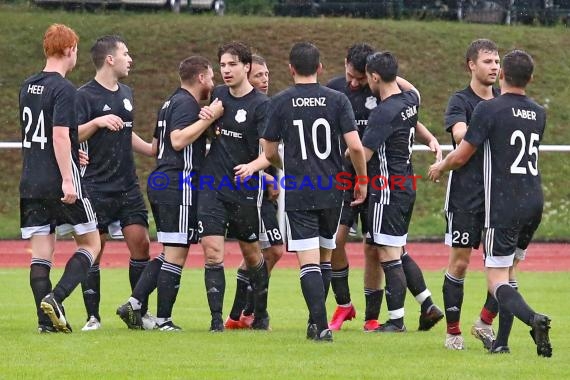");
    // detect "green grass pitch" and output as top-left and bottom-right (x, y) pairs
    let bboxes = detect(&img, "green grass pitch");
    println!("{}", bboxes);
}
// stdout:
(0, 268), (567, 379)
